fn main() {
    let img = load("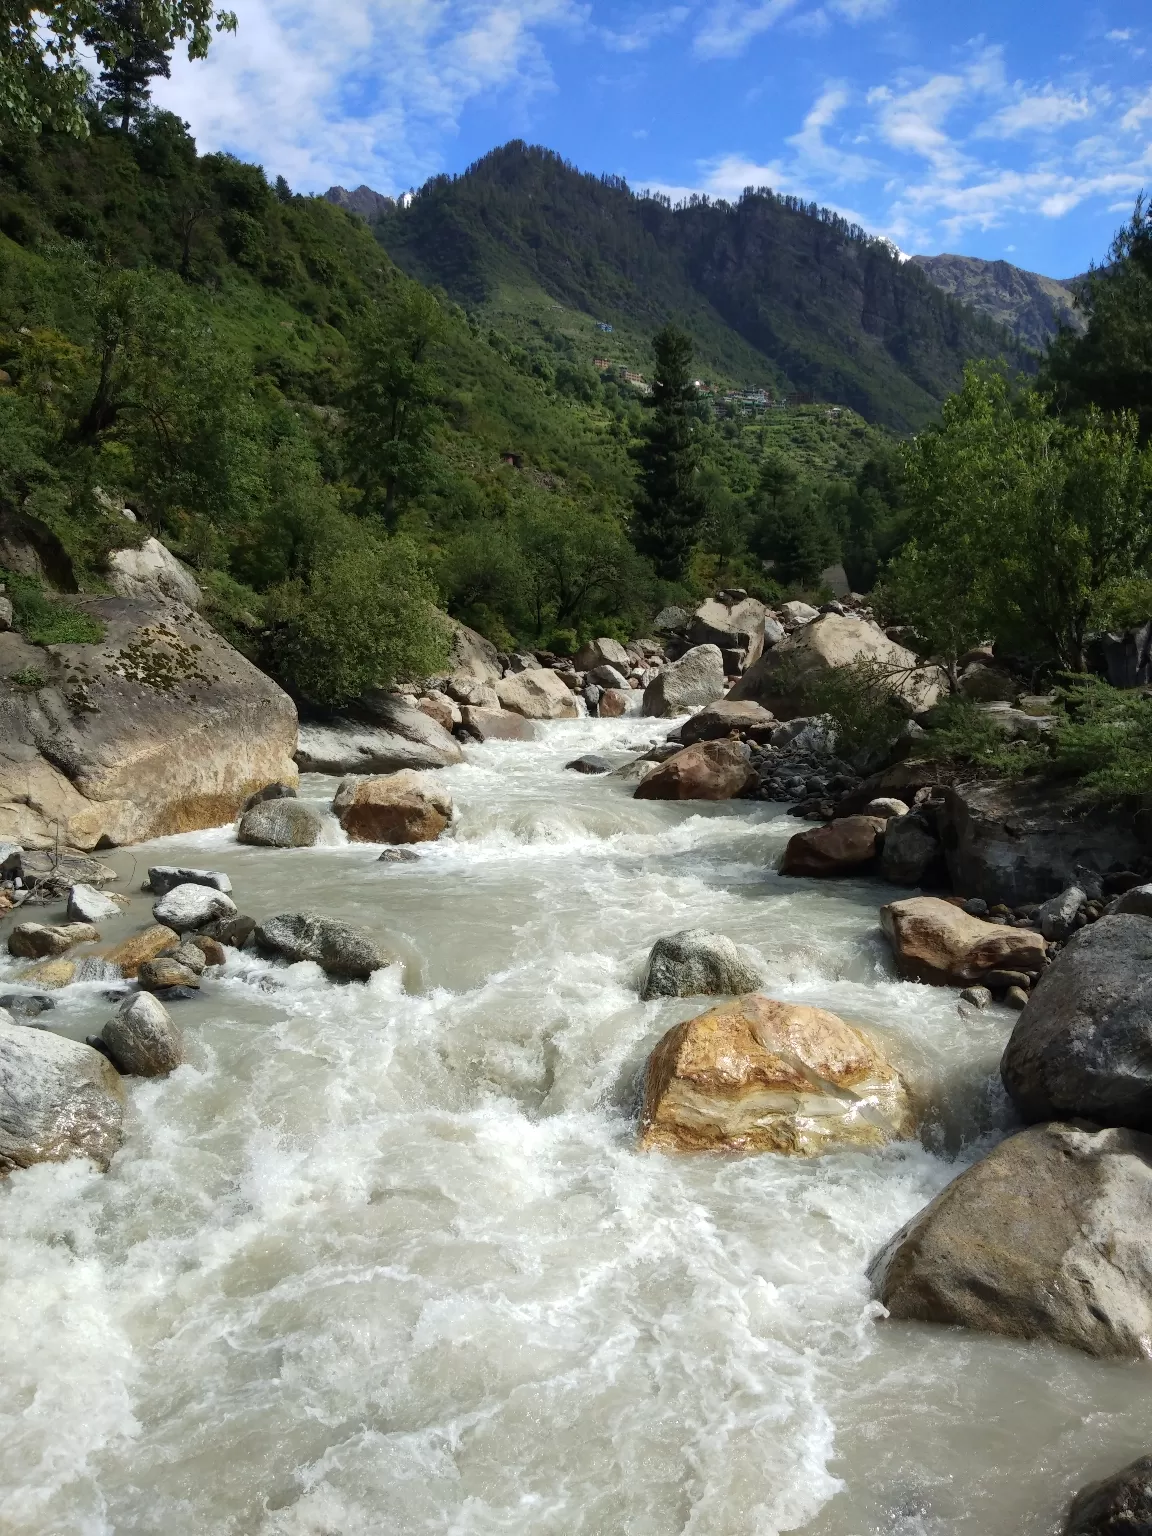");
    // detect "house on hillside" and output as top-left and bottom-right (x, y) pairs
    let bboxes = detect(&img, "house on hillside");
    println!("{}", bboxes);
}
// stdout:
(596, 322), (614, 333)
(593, 357), (612, 371)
